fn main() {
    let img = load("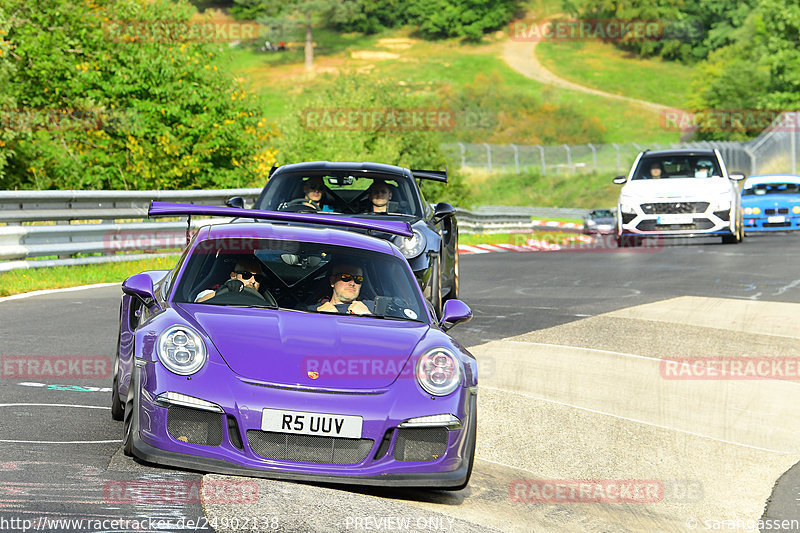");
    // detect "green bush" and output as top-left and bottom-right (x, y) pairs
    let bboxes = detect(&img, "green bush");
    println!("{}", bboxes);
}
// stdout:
(0, 0), (276, 190)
